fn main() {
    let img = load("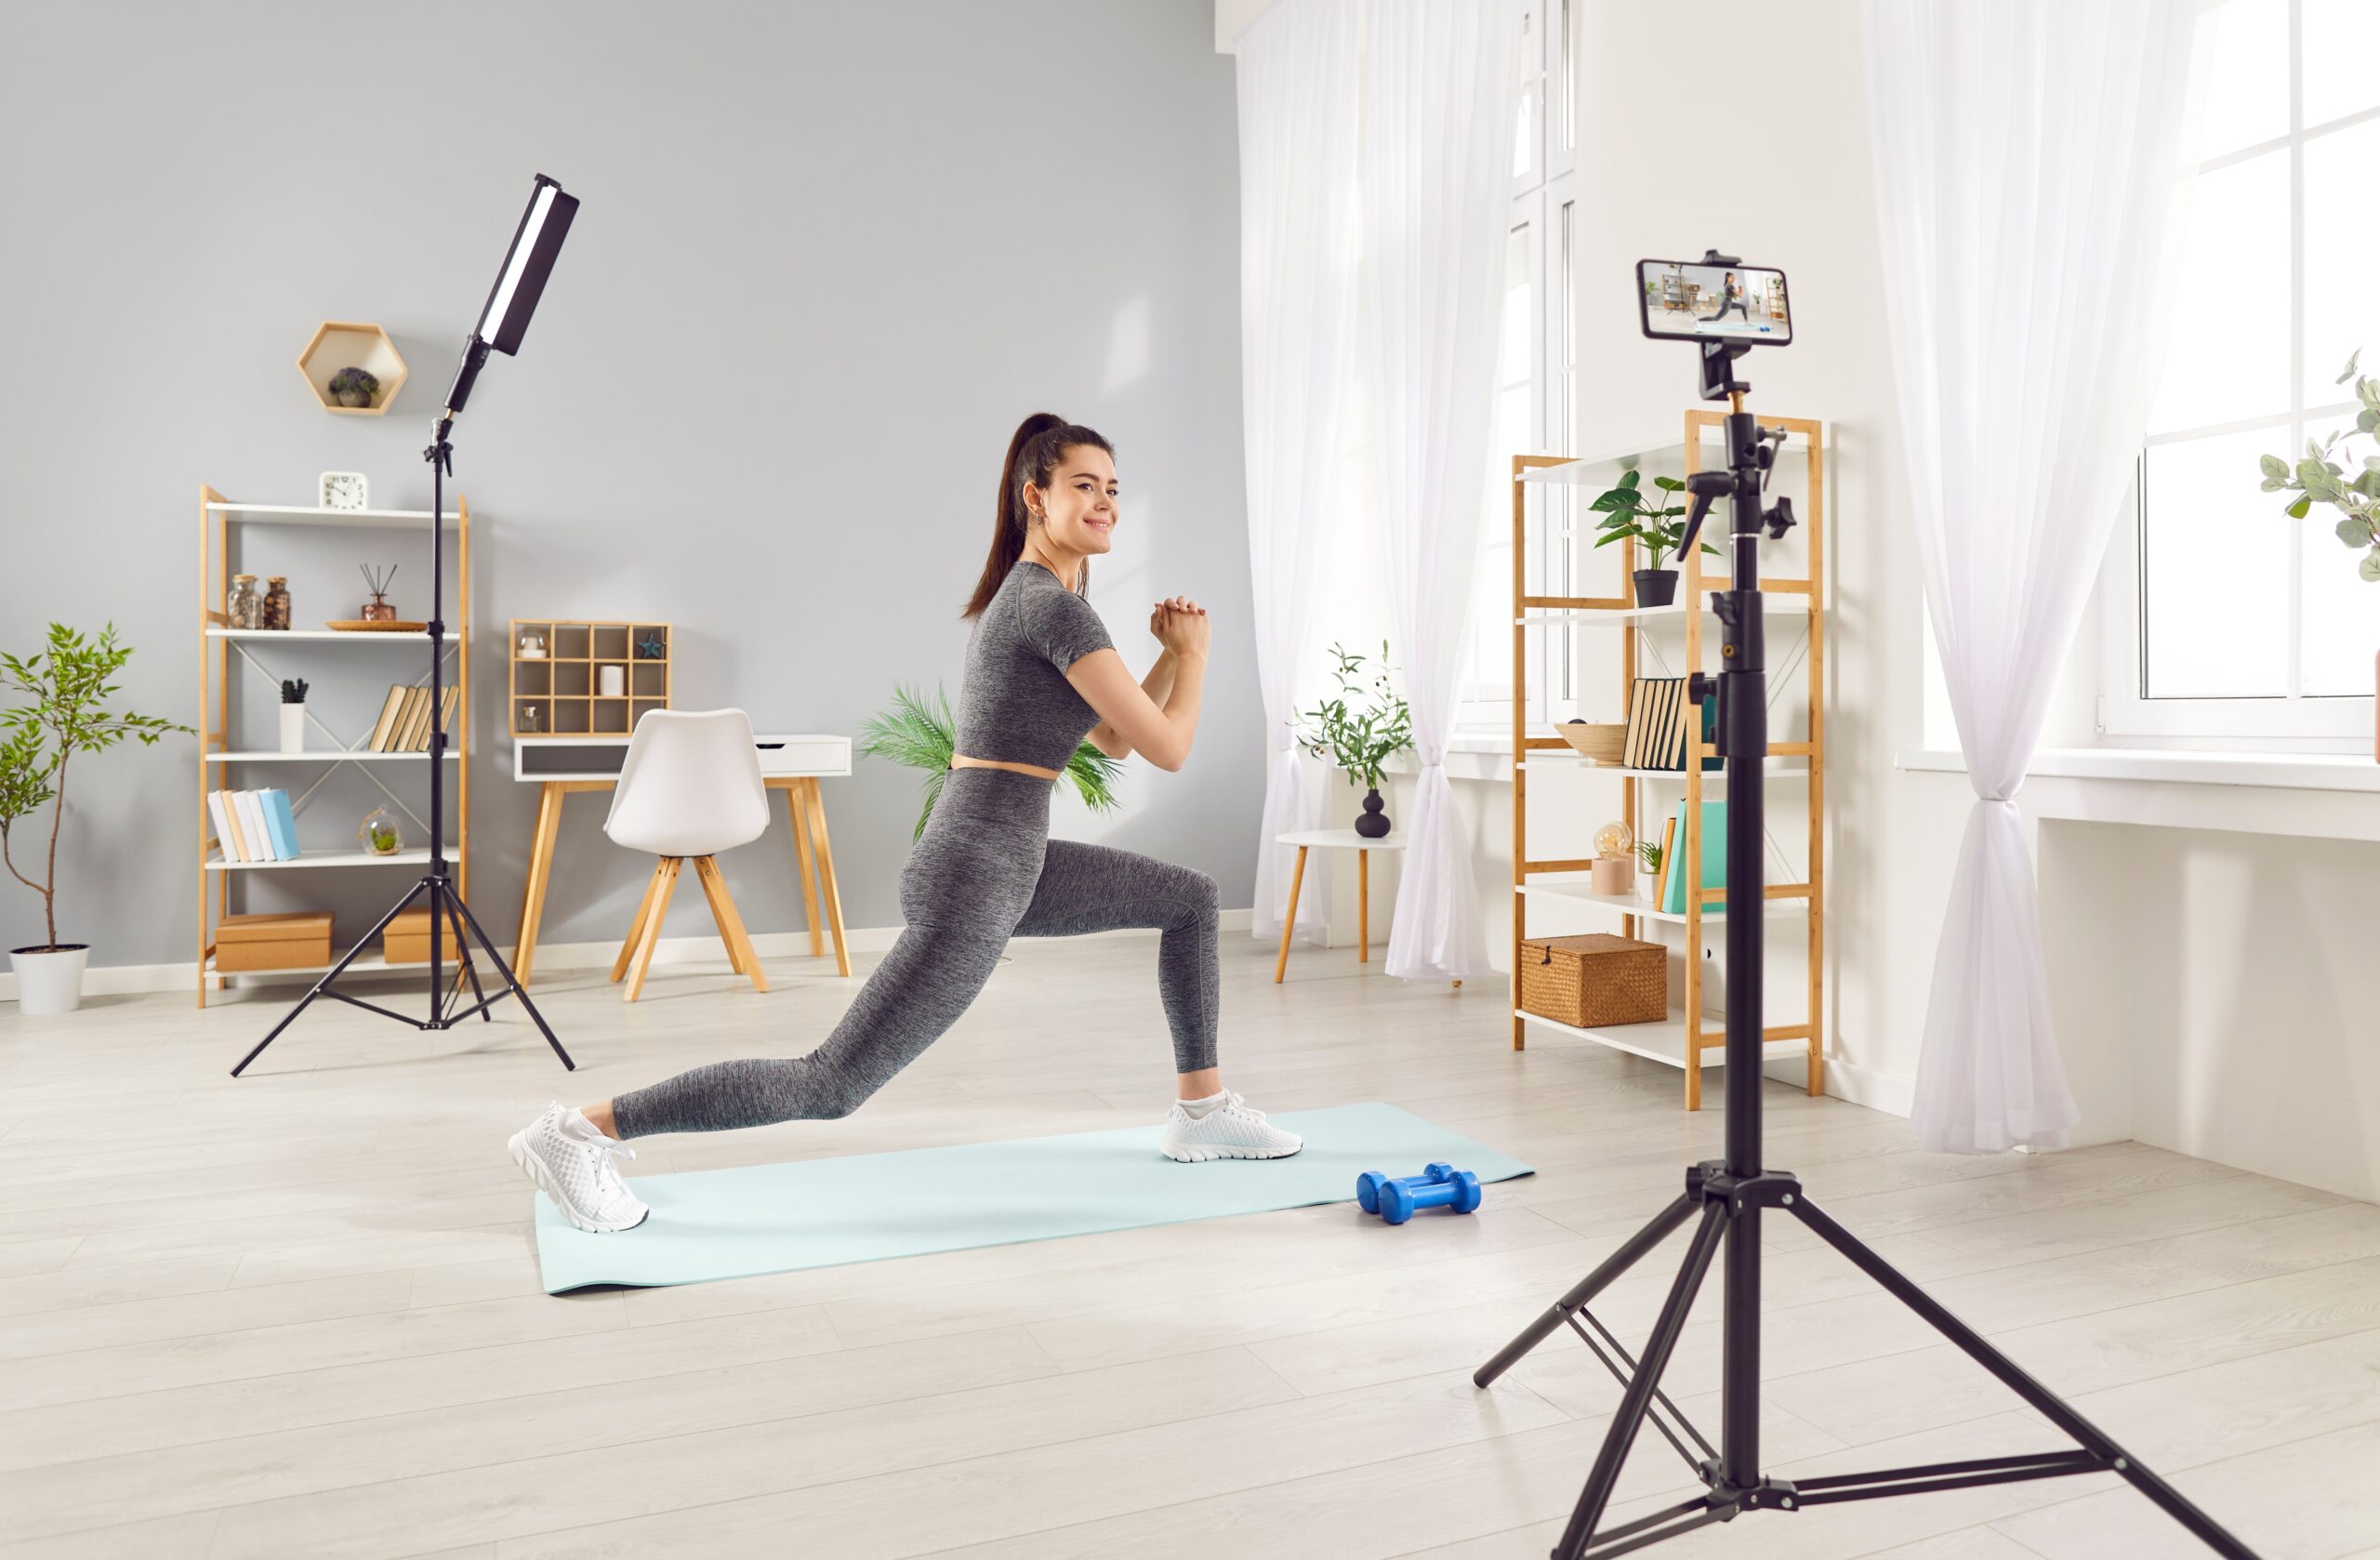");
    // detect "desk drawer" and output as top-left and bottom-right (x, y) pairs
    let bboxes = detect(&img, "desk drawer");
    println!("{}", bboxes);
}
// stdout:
(754, 735), (851, 776)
